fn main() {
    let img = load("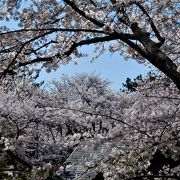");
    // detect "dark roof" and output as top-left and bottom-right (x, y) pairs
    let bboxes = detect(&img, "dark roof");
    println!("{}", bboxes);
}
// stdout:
(58, 139), (119, 180)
